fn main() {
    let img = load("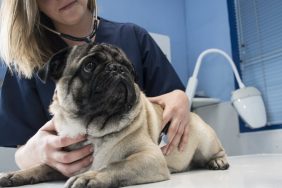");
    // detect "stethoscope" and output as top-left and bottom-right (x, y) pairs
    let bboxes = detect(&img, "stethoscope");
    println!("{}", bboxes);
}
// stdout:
(40, 0), (98, 43)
